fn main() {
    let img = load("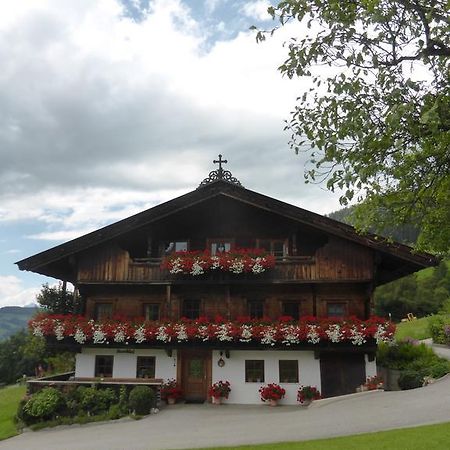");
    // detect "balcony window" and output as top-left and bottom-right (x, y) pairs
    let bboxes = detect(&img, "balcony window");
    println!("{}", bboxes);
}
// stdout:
(248, 300), (264, 319)
(282, 302), (300, 320)
(136, 356), (155, 378)
(164, 241), (188, 255)
(182, 299), (201, 320)
(245, 360), (265, 383)
(94, 303), (113, 321)
(95, 355), (114, 378)
(279, 360), (299, 383)
(327, 302), (347, 318)
(143, 303), (160, 321)
(208, 239), (233, 255)
(257, 239), (287, 257)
